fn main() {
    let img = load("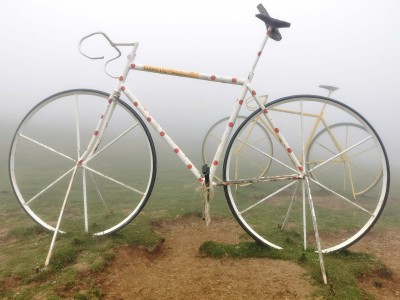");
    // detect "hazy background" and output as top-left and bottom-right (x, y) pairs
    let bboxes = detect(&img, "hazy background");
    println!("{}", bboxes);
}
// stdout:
(1, 0), (399, 196)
